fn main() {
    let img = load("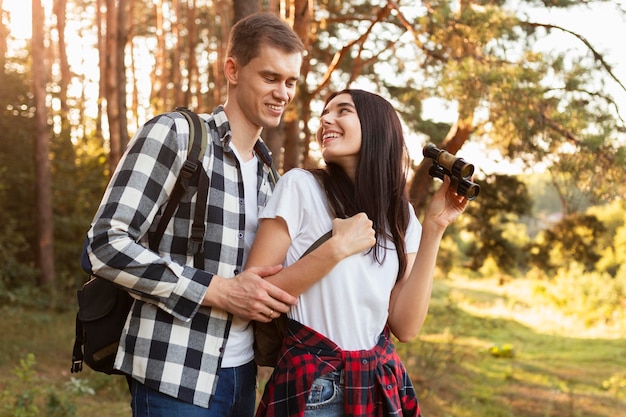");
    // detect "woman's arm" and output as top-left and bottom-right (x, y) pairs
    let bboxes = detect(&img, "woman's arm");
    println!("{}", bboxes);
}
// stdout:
(388, 176), (468, 342)
(245, 213), (376, 297)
